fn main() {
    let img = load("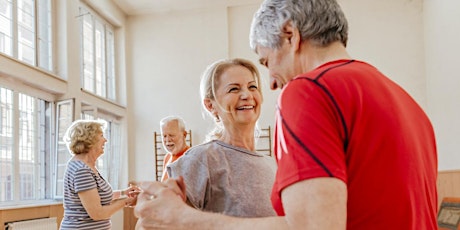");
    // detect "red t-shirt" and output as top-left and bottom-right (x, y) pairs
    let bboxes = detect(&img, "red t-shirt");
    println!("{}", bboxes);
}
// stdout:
(271, 60), (437, 229)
